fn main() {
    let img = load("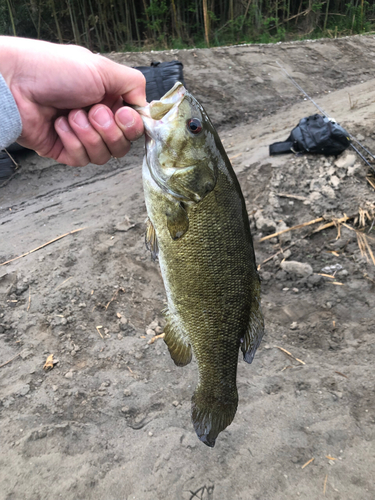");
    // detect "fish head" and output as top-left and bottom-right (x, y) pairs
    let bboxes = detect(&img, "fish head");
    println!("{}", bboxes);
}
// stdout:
(136, 82), (219, 203)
